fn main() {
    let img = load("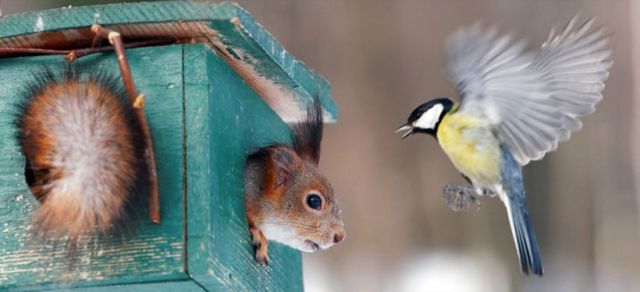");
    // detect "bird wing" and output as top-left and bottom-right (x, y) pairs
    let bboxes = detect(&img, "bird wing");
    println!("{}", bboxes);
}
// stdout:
(445, 17), (612, 165)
